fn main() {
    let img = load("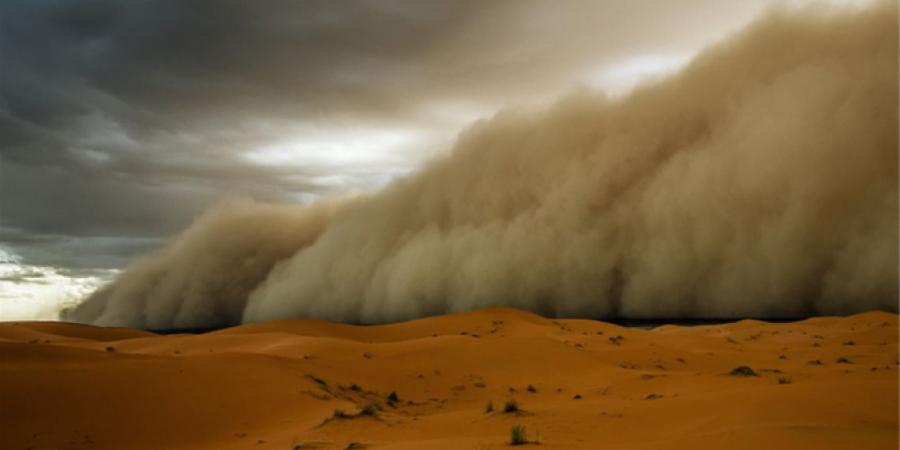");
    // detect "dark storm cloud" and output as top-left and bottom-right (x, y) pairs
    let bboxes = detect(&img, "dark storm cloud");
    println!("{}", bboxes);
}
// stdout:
(0, 0), (775, 271)
(0, 0), (471, 142)
(0, 1), (477, 260)
(0, 226), (163, 269)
